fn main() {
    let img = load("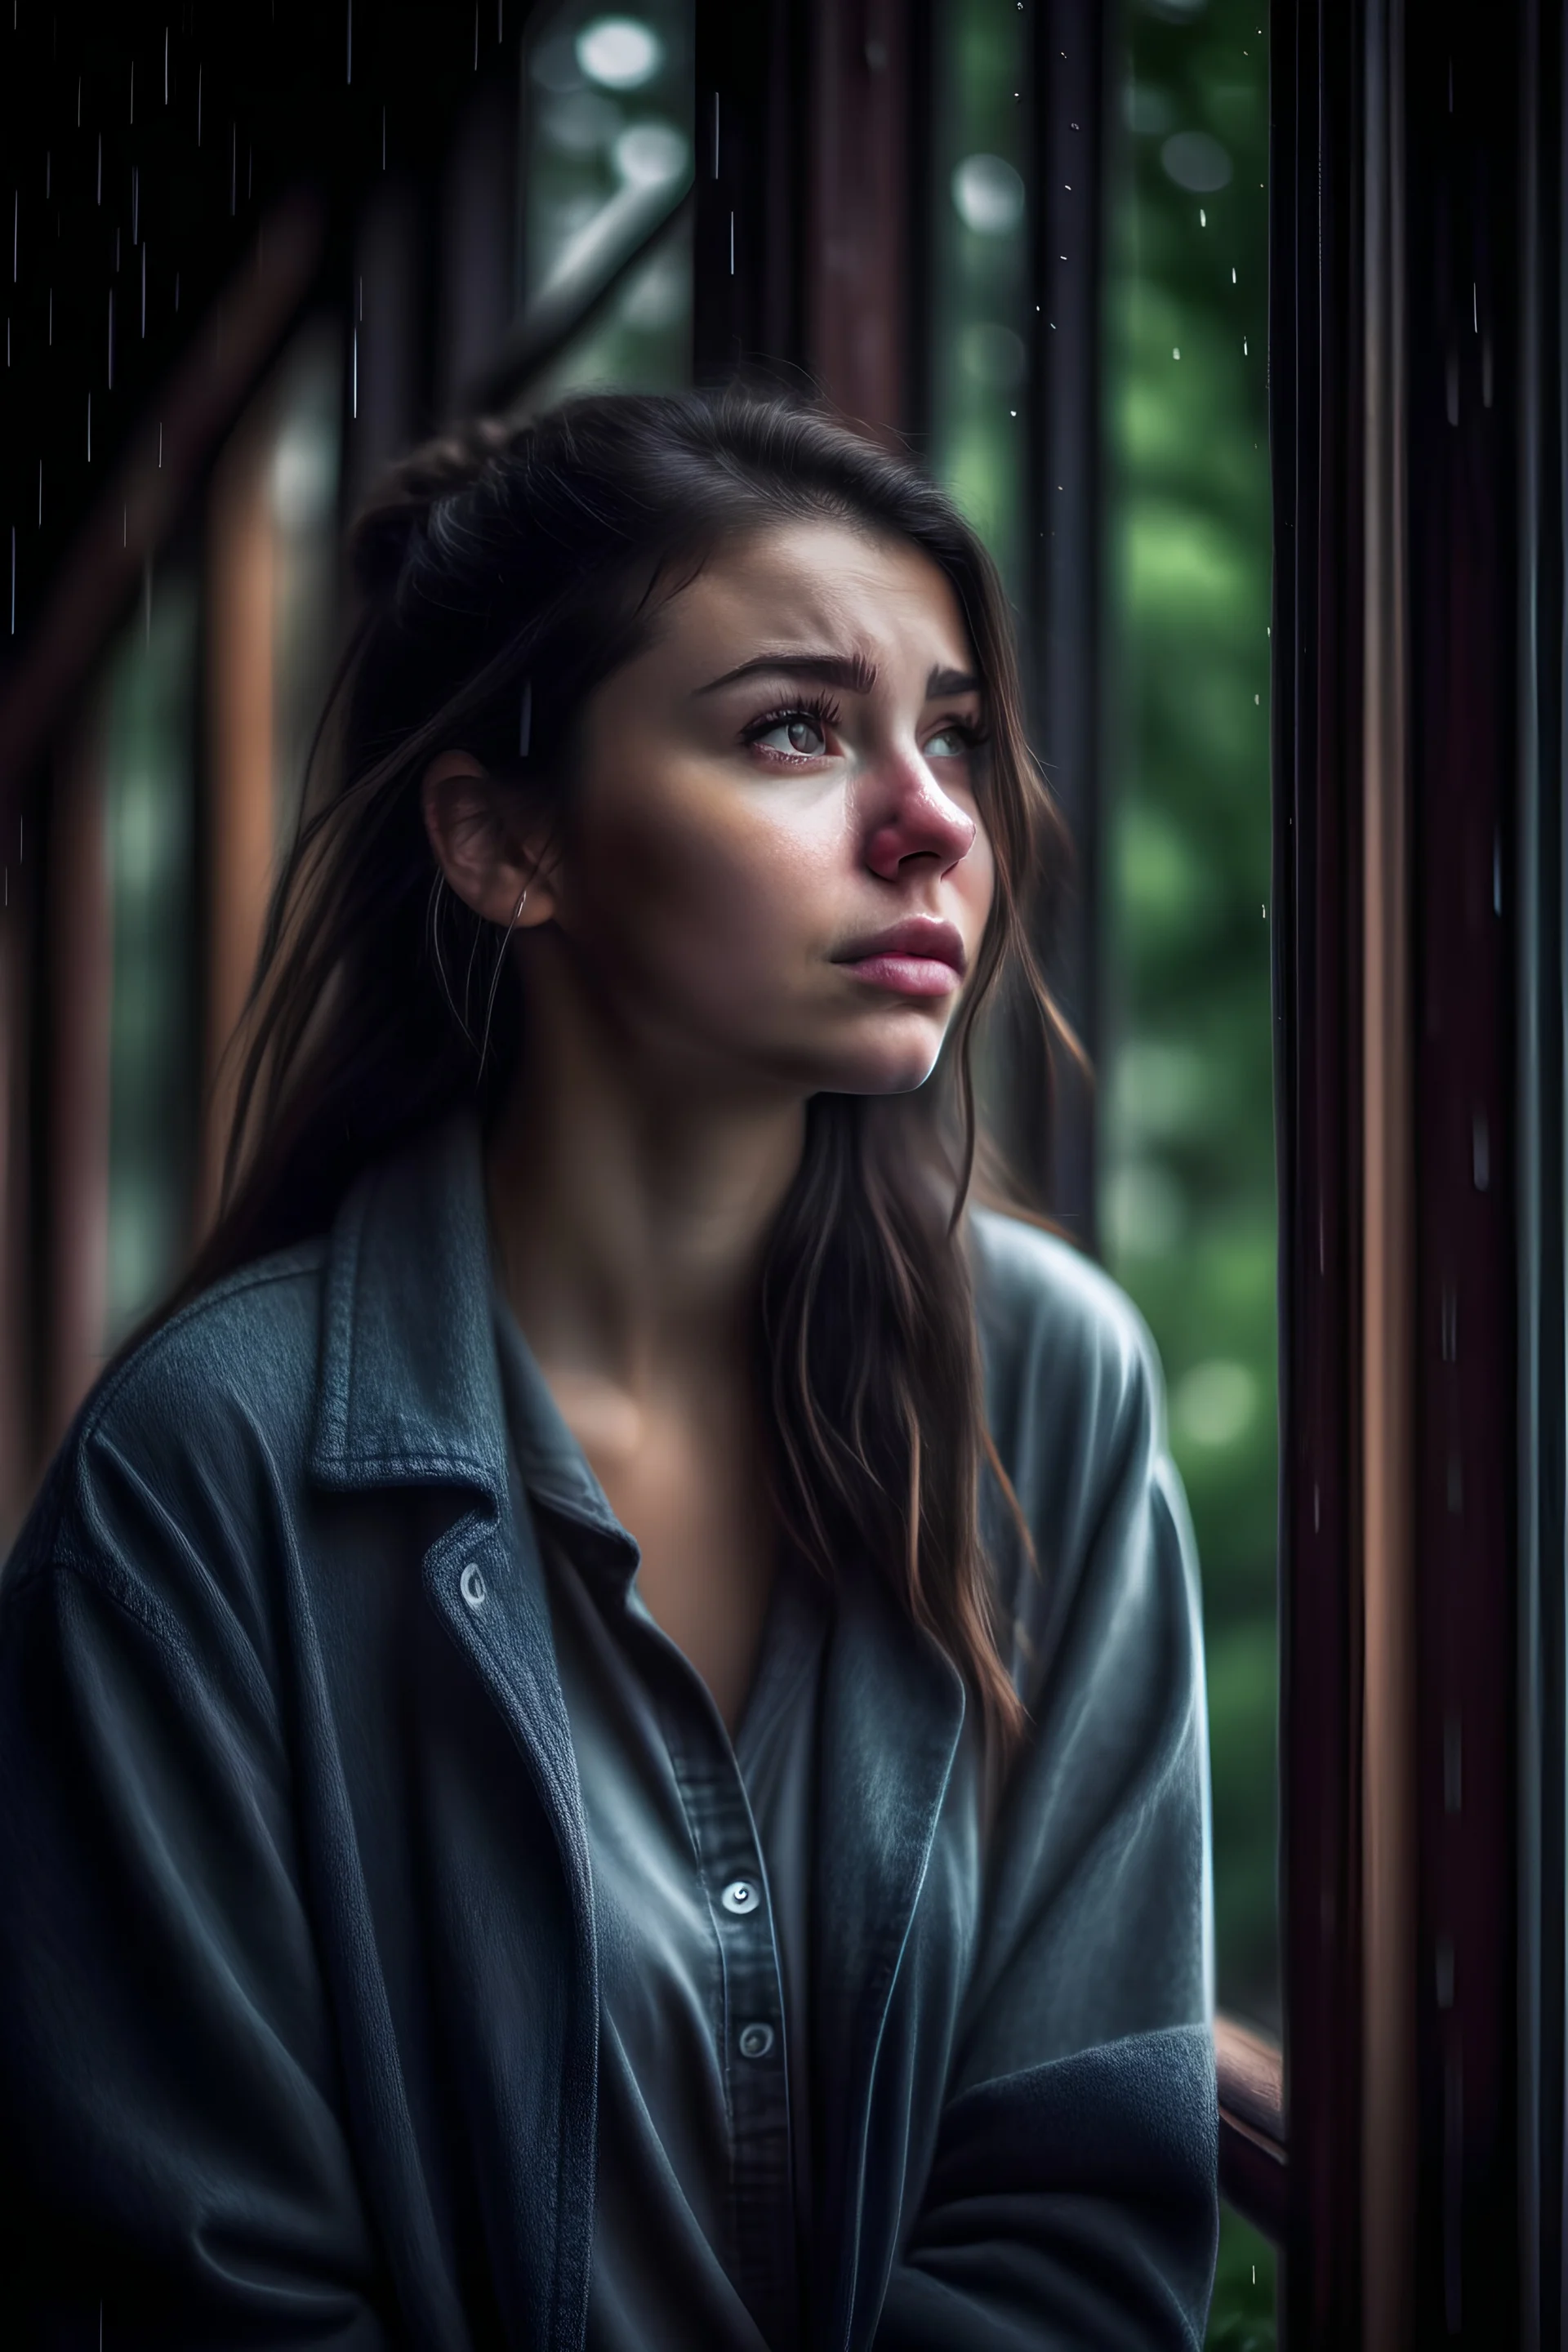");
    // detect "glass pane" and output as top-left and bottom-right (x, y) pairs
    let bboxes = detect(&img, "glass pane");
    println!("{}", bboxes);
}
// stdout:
(1211, 2204), (1277, 2350)
(926, 0), (1030, 604)
(519, 1), (694, 314)
(520, 200), (692, 405)
(269, 325), (344, 859)
(103, 572), (200, 1352)
(1101, 0), (1277, 2051)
